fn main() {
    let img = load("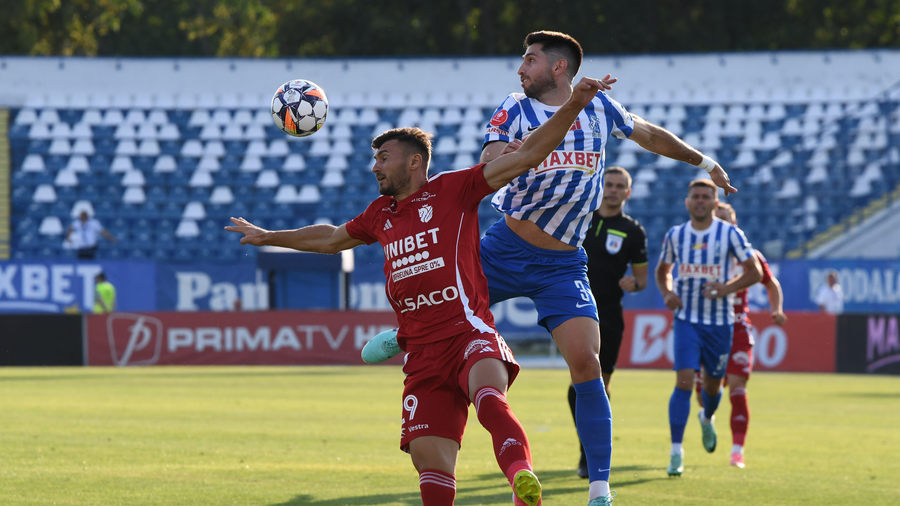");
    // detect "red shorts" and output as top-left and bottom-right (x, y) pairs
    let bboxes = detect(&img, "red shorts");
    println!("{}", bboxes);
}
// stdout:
(726, 319), (754, 378)
(399, 329), (520, 452)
